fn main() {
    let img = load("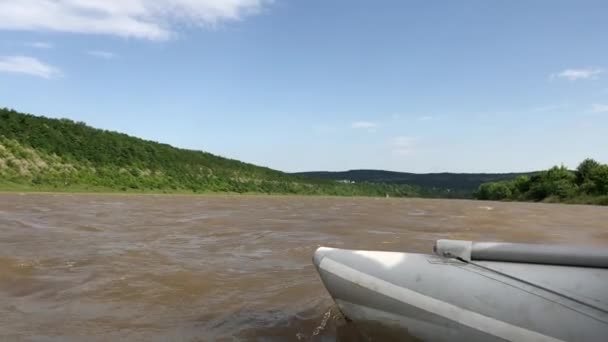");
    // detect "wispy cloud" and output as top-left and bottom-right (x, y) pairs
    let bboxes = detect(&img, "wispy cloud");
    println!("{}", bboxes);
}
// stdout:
(417, 115), (437, 121)
(312, 124), (333, 134)
(351, 121), (378, 129)
(0, 0), (271, 41)
(591, 104), (608, 114)
(473, 104), (568, 119)
(390, 136), (417, 156)
(530, 104), (566, 112)
(551, 68), (603, 81)
(87, 50), (118, 59)
(26, 41), (53, 49)
(0, 55), (61, 79)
